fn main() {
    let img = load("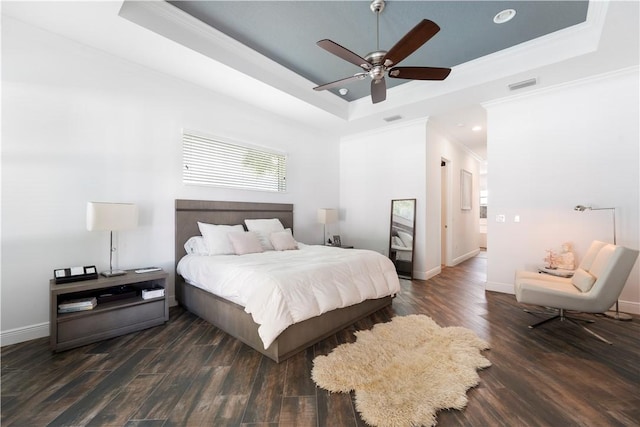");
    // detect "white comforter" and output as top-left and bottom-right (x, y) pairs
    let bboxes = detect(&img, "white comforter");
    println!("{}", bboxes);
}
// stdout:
(177, 244), (400, 349)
